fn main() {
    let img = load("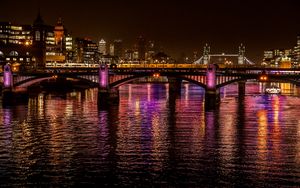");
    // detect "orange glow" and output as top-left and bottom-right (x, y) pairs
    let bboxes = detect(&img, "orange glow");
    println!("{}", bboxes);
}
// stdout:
(153, 73), (160, 78)
(259, 75), (268, 81)
(257, 109), (268, 160)
(24, 41), (31, 46)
